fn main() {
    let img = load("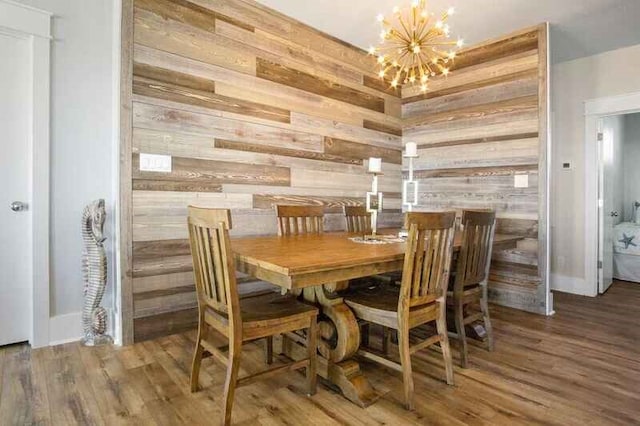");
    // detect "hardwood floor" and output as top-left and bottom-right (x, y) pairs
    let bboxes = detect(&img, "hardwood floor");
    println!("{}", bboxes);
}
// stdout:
(1, 281), (639, 425)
